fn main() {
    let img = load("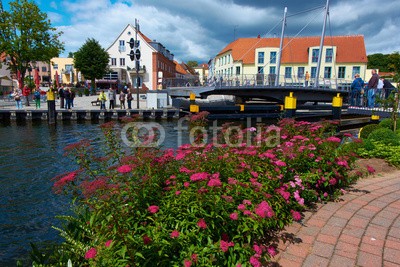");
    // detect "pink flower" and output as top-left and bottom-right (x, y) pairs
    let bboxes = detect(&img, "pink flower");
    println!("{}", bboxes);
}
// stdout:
(105, 239), (112, 247)
(170, 230), (180, 238)
(253, 244), (263, 255)
(366, 165), (375, 174)
(183, 182), (190, 187)
(190, 172), (209, 181)
(184, 260), (192, 267)
(220, 240), (234, 252)
(243, 200), (252, 205)
(267, 245), (277, 256)
(249, 256), (261, 267)
(53, 171), (78, 192)
(207, 178), (222, 187)
(197, 218), (207, 229)
(250, 171), (258, 178)
(326, 136), (341, 143)
(148, 205), (159, 214)
(175, 190), (181, 195)
(236, 264), (242, 267)
(85, 247), (97, 259)
(142, 234), (152, 245)
(254, 201), (274, 218)
(237, 204), (246, 211)
(291, 210), (302, 221)
(274, 160), (287, 167)
(117, 165), (132, 173)
(293, 190), (304, 206)
(228, 177), (238, 184)
(191, 253), (198, 263)
(230, 212), (239, 220)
